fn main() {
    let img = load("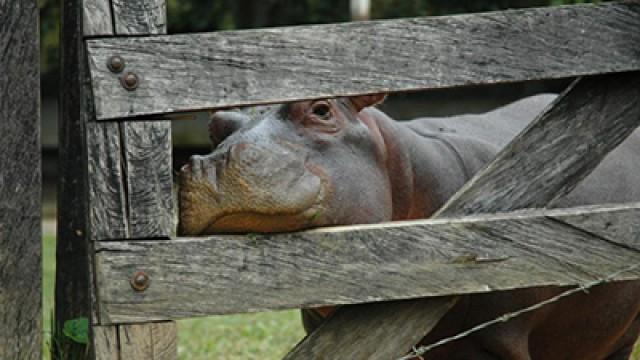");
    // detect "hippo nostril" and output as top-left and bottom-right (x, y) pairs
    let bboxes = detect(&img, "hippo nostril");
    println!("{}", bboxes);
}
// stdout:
(185, 155), (221, 189)
(205, 163), (217, 186)
(225, 145), (235, 167)
(190, 155), (203, 176)
(187, 155), (211, 180)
